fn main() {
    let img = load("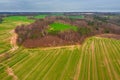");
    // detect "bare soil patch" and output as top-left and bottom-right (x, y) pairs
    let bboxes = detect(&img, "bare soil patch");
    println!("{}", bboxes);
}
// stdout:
(6, 67), (18, 80)
(10, 30), (18, 51)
